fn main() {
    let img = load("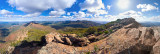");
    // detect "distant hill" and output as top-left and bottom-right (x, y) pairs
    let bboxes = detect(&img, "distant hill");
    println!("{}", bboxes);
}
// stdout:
(140, 22), (160, 27)
(45, 20), (102, 29)
(5, 22), (56, 42)
(0, 22), (27, 41)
